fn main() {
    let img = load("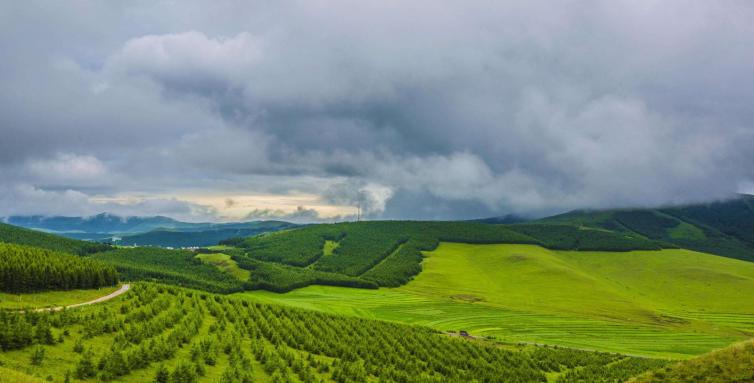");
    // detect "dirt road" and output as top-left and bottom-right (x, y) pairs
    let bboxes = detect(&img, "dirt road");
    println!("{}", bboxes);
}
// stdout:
(33, 283), (131, 312)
